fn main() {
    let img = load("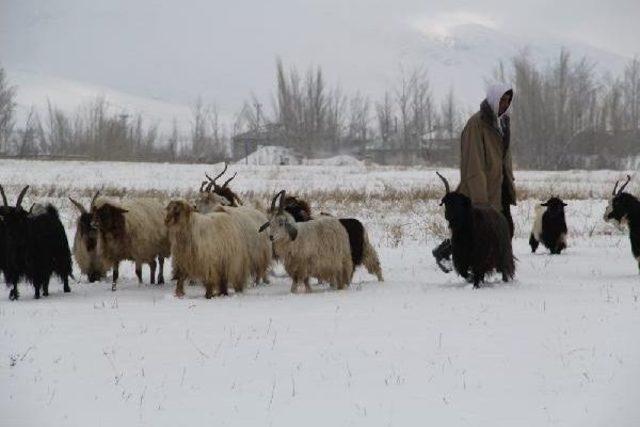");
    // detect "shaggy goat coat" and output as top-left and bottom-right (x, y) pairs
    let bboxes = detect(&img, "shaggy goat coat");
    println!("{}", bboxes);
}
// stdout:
(167, 203), (250, 297)
(450, 204), (515, 286)
(271, 216), (353, 291)
(216, 205), (272, 285)
(338, 218), (384, 281)
(94, 198), (170, 280)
